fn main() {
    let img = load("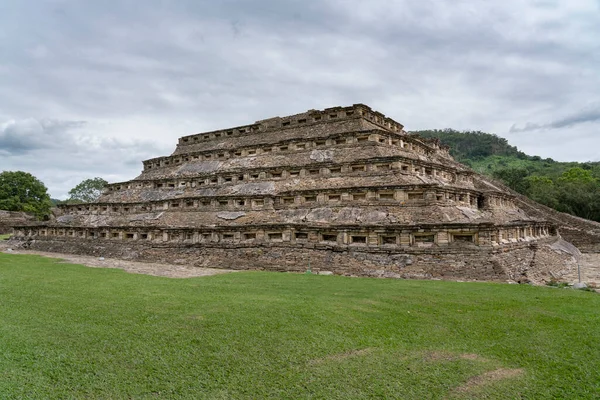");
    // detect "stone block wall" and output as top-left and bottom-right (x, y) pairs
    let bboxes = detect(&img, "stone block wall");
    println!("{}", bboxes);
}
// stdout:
(0, 211), (35, 234)
(11, 235), (575, 284)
